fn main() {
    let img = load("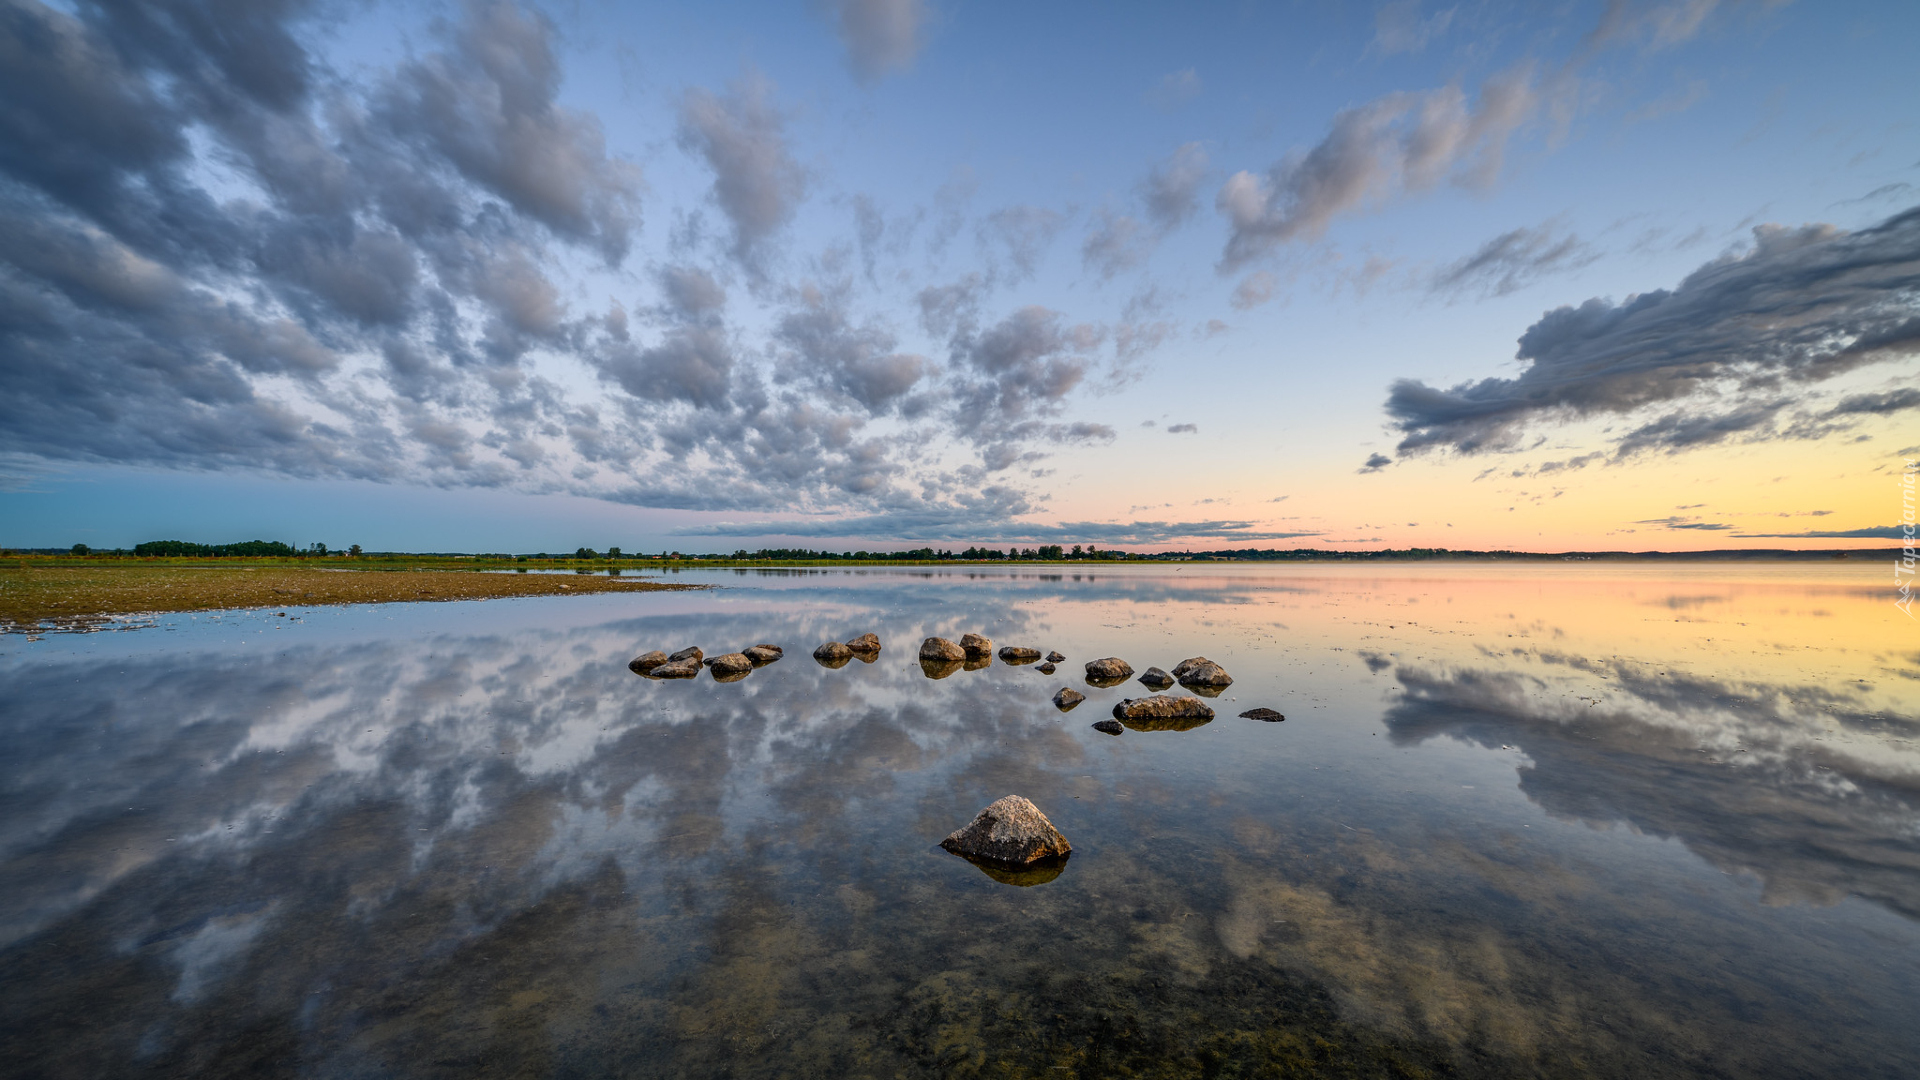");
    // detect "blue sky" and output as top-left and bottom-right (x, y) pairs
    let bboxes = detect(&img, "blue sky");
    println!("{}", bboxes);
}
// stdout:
(3, 0), (1916, 552)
